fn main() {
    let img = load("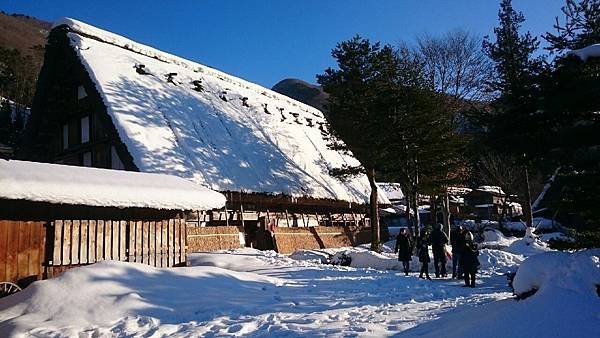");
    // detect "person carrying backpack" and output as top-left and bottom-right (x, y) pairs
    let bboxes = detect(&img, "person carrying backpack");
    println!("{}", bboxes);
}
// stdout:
(460, 231), (480, 287)
(429, 223), (449, 278)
